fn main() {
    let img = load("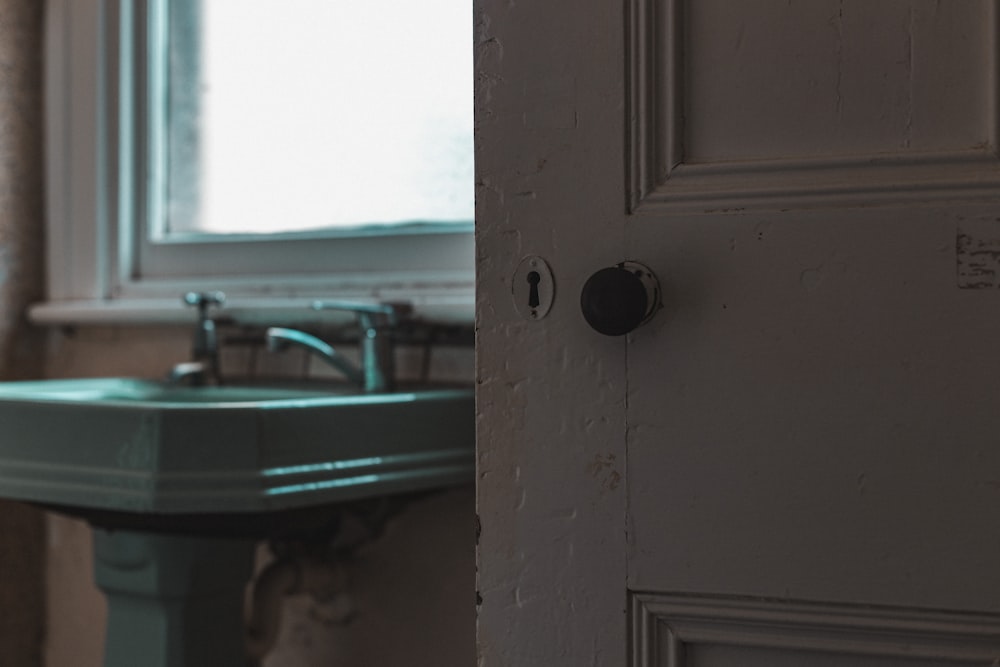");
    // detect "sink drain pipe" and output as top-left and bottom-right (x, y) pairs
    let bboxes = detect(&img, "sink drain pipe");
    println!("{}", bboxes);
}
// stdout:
(245, 553), (350, 661)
